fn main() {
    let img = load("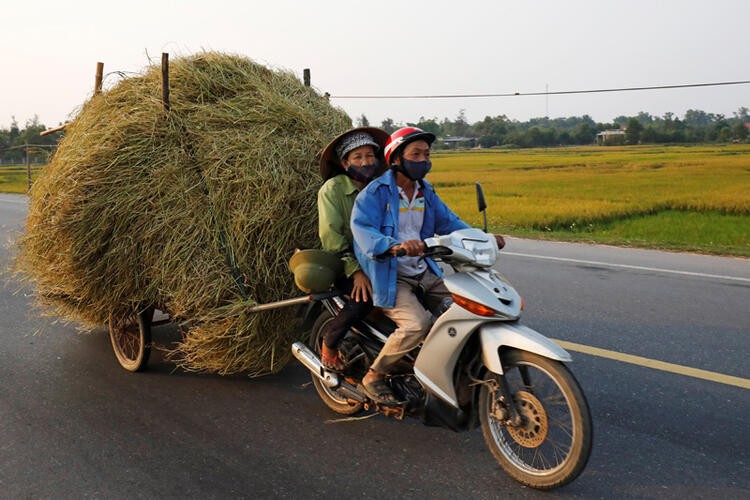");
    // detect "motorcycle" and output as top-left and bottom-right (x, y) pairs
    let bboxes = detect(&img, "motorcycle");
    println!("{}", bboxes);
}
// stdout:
(290, 184), (592, 490)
